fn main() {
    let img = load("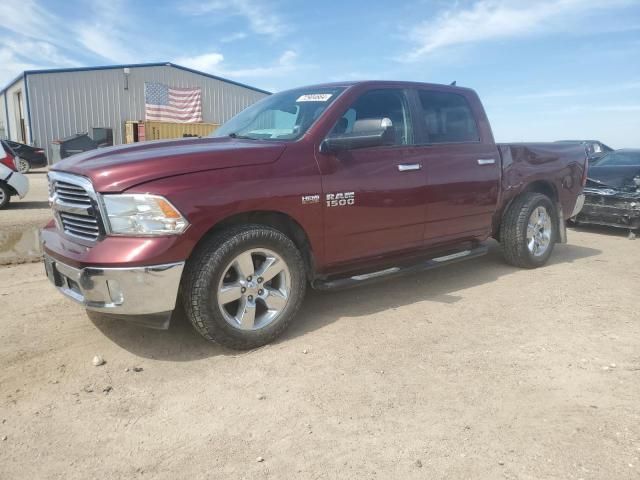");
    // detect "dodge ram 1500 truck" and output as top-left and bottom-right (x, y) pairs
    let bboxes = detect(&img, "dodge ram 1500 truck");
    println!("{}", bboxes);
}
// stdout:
(42, 81), (587, 349)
